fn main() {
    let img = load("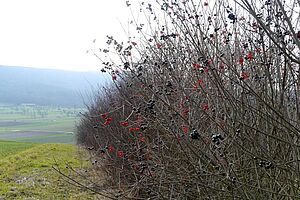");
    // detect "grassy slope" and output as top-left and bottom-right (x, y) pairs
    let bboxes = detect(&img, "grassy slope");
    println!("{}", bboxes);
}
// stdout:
(0, 142), (95, 199)
(0, 140), (37, 157)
